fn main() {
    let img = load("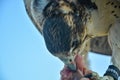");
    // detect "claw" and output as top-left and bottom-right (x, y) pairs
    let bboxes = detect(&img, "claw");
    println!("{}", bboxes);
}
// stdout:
(84, 72), (100, 80)
(99, 76), (114, 80)
(84, 72), (114, 80)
